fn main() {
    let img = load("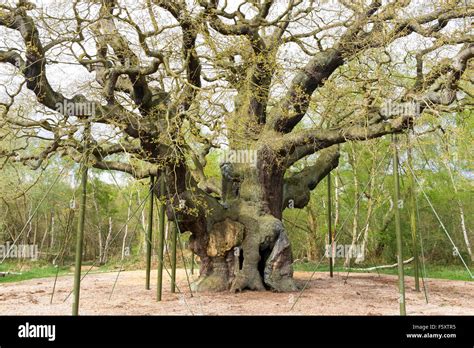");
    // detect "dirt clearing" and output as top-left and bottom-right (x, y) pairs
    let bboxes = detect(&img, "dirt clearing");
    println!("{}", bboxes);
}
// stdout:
(0, 269), (472, 315)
